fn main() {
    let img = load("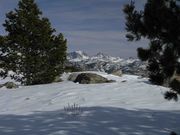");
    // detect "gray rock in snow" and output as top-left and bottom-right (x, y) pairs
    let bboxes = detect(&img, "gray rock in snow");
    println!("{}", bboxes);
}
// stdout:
(68, 73), (80, 82)
(74, 73), (115, 84)
(110, 70), (123, 77)
(4, 82), (18, 89)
